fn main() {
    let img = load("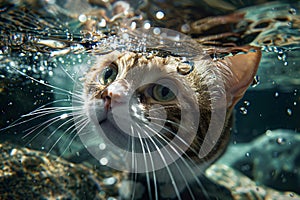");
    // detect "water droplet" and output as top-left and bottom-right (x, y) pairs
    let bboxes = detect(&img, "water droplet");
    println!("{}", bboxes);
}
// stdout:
(153, 27), (161, 35)
(274, 92), (279, 98)
(100, 157), (108, 165)
(99, 143), (106, 150)
(143, 21), (151, 29)
(156, 11), (165, 19)
(181, 24), (190, 33)
(103, 177), (117, 186)
(244, 101), (250, 106)
(239, 107), (248, 115)
(78, 14), (87, 23)
(130, 21), (137, 30)
(276, 137), (286, 145)
(289, 8), (297, 15)
(287, 108), (292, 116)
